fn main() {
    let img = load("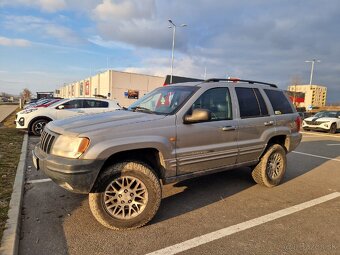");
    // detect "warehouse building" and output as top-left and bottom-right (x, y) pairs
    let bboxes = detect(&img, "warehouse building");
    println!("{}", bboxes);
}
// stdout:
(287, 84), (327, 108)
(55, 70), (202, 107)
(56, 70), (164, 107)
